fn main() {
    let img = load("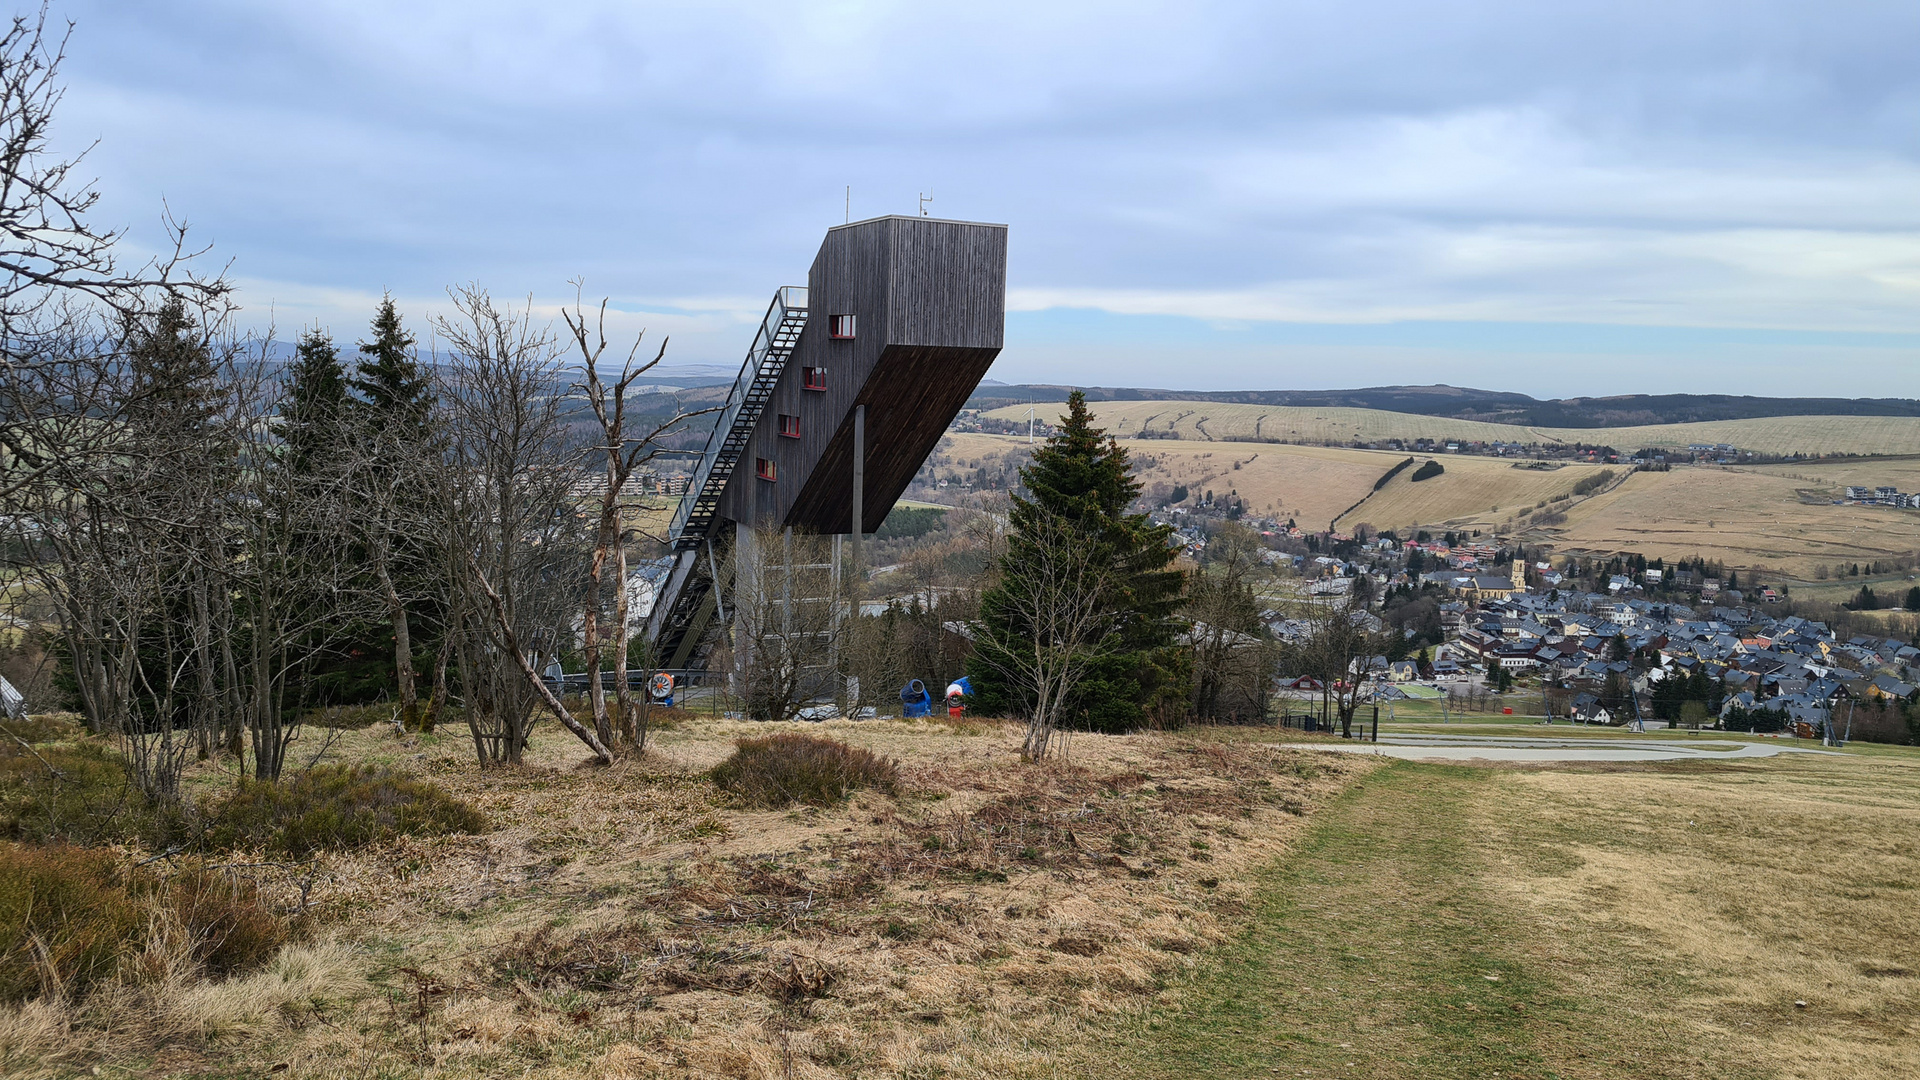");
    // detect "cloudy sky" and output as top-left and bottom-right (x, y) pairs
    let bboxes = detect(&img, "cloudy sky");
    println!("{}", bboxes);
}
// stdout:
(53, 0), (1920, 396)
